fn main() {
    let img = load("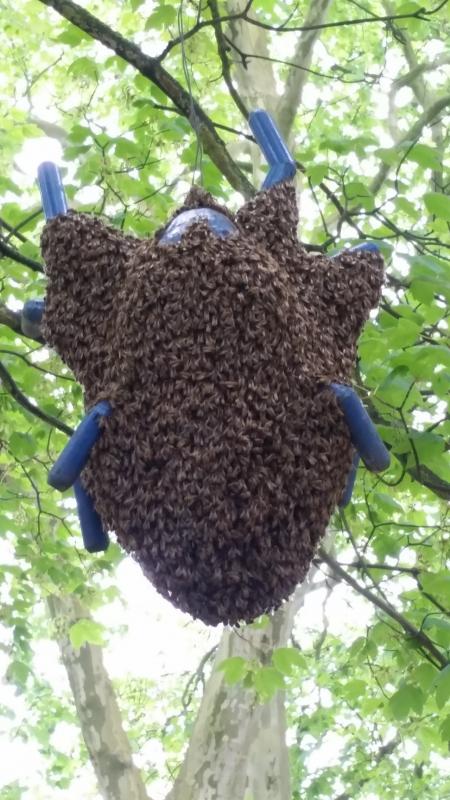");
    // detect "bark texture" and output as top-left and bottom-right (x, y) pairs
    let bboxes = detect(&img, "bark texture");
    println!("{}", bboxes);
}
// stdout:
(47, 593), (151, 800)
(168, 579), (314, 800)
